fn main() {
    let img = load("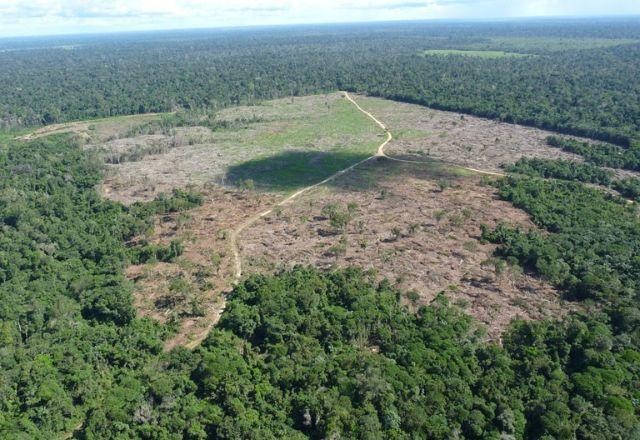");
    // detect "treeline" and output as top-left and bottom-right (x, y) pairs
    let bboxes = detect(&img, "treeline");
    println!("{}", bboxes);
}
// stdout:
(2, 130), (639, 437)
(506, 156), (640, 202)
(0, 134), (205, 436)
(547, 136), (640, 169)
(481, 176), (640, 436)
(79, 267), (640, 438)
(483, 176), (640, 302)
(505, 157), (614, 185)
(1, 20), (639, 147)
